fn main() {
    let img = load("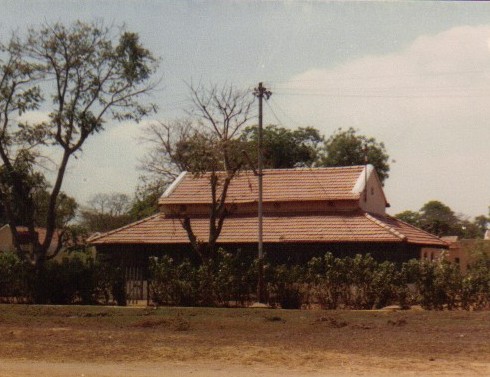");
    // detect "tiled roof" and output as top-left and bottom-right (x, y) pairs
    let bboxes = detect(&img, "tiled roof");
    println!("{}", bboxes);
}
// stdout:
(14, 226), (61, 246)
(159, 166), (366, 205)
(90, 212), (447, 247)
(367, 214), (448, 247)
